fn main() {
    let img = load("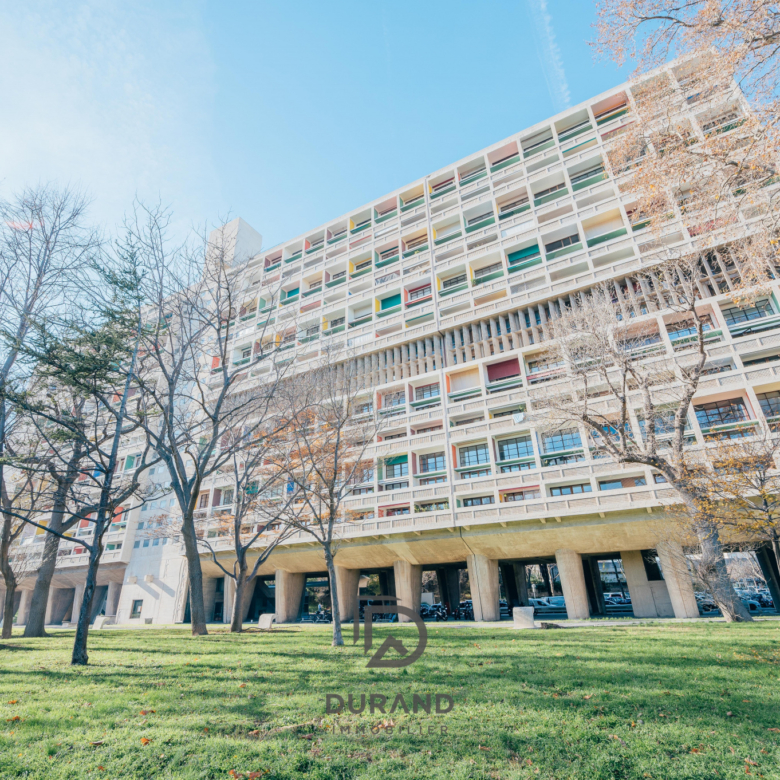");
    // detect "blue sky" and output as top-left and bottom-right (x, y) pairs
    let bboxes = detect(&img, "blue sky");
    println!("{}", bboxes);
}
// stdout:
(1, 1), (631, 249)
